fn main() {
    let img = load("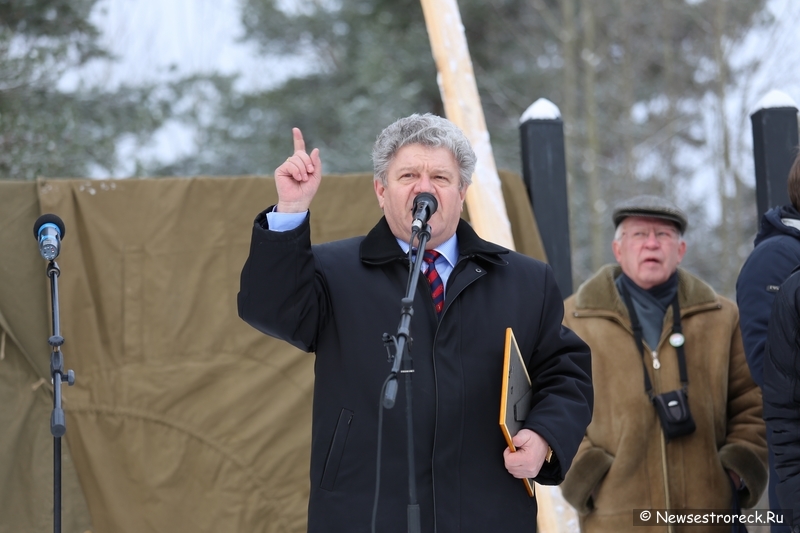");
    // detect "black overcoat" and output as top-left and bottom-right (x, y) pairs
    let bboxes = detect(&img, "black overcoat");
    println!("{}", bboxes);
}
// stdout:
(238, 210), (593, 533)
(763, 268), (800, 528)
